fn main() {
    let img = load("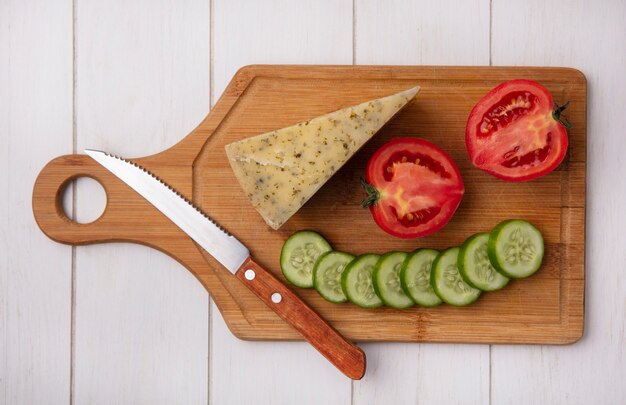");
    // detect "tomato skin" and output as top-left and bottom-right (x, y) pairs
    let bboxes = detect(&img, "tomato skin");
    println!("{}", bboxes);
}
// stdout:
(364, 138), (464, 239)
(465, 79), (569, 182)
